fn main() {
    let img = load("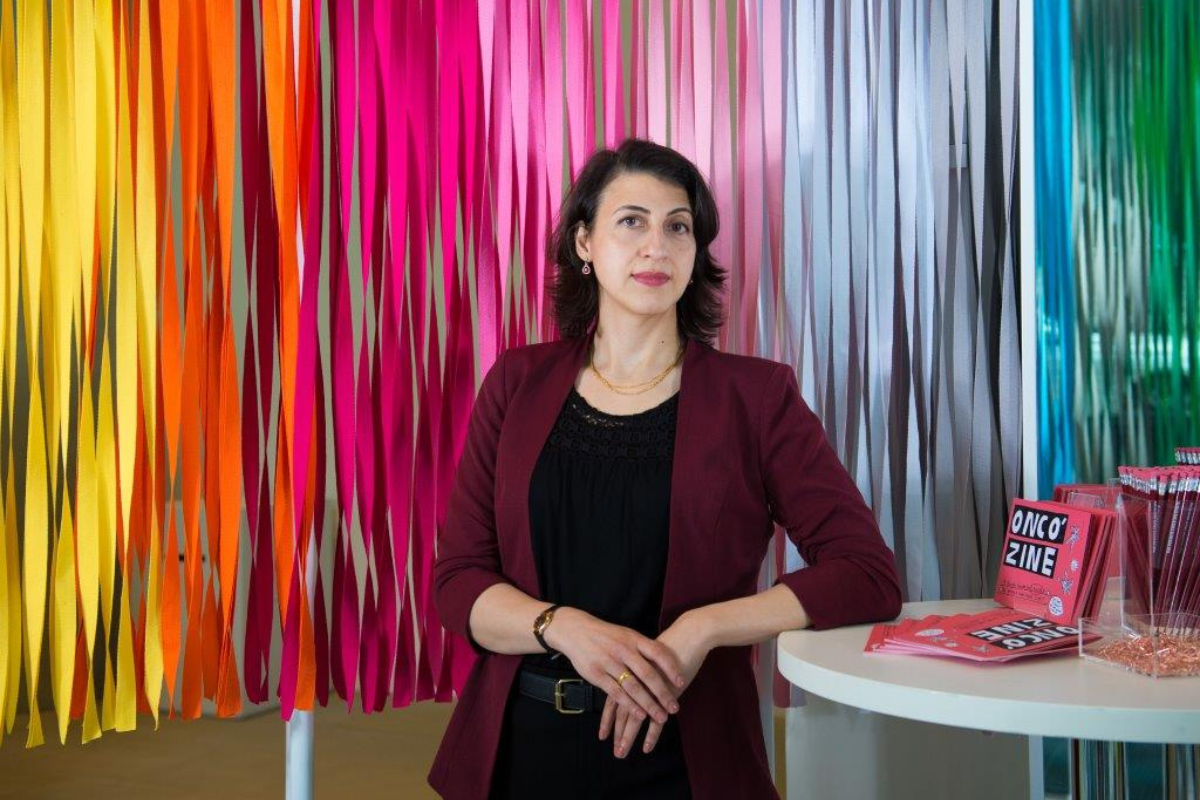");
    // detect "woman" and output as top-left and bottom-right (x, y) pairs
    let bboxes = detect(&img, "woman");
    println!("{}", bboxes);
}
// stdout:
(428, 139), (901, 800)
